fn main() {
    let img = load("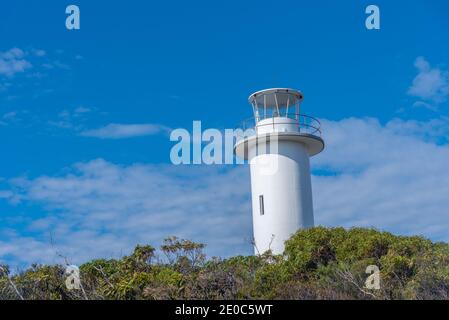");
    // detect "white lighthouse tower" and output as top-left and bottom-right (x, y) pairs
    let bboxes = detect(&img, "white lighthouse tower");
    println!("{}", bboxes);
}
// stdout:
(234, 88), (324, 255)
